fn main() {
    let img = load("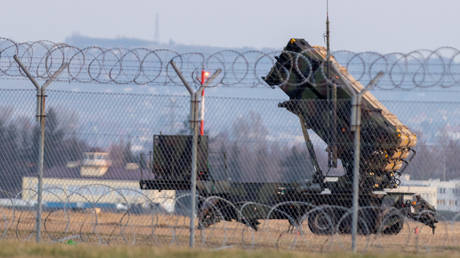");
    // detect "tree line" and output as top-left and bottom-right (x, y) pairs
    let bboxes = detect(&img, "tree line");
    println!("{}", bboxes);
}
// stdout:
(0, 106), (457, 197)
(0, 107), (135, 197)
(209, 112), (460, 184)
